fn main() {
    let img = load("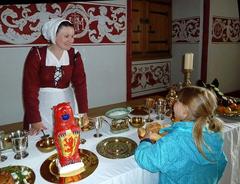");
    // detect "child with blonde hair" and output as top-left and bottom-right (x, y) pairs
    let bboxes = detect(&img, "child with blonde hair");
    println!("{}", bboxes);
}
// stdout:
(135, 86), (227, 184)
